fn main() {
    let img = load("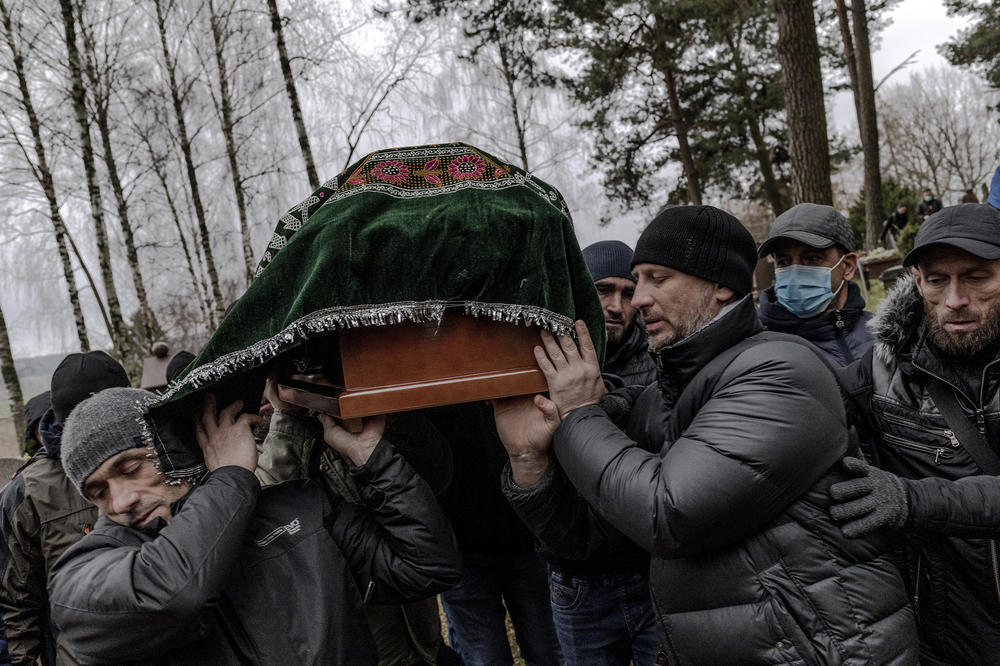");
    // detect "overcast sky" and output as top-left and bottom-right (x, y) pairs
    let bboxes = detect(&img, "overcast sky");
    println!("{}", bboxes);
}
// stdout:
(830, 0), (970, 130)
